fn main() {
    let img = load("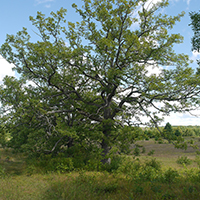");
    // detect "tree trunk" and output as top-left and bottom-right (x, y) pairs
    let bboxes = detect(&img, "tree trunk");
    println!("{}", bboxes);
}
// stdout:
(100, 138), (111, 164)
(100, 107), (113, 164)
